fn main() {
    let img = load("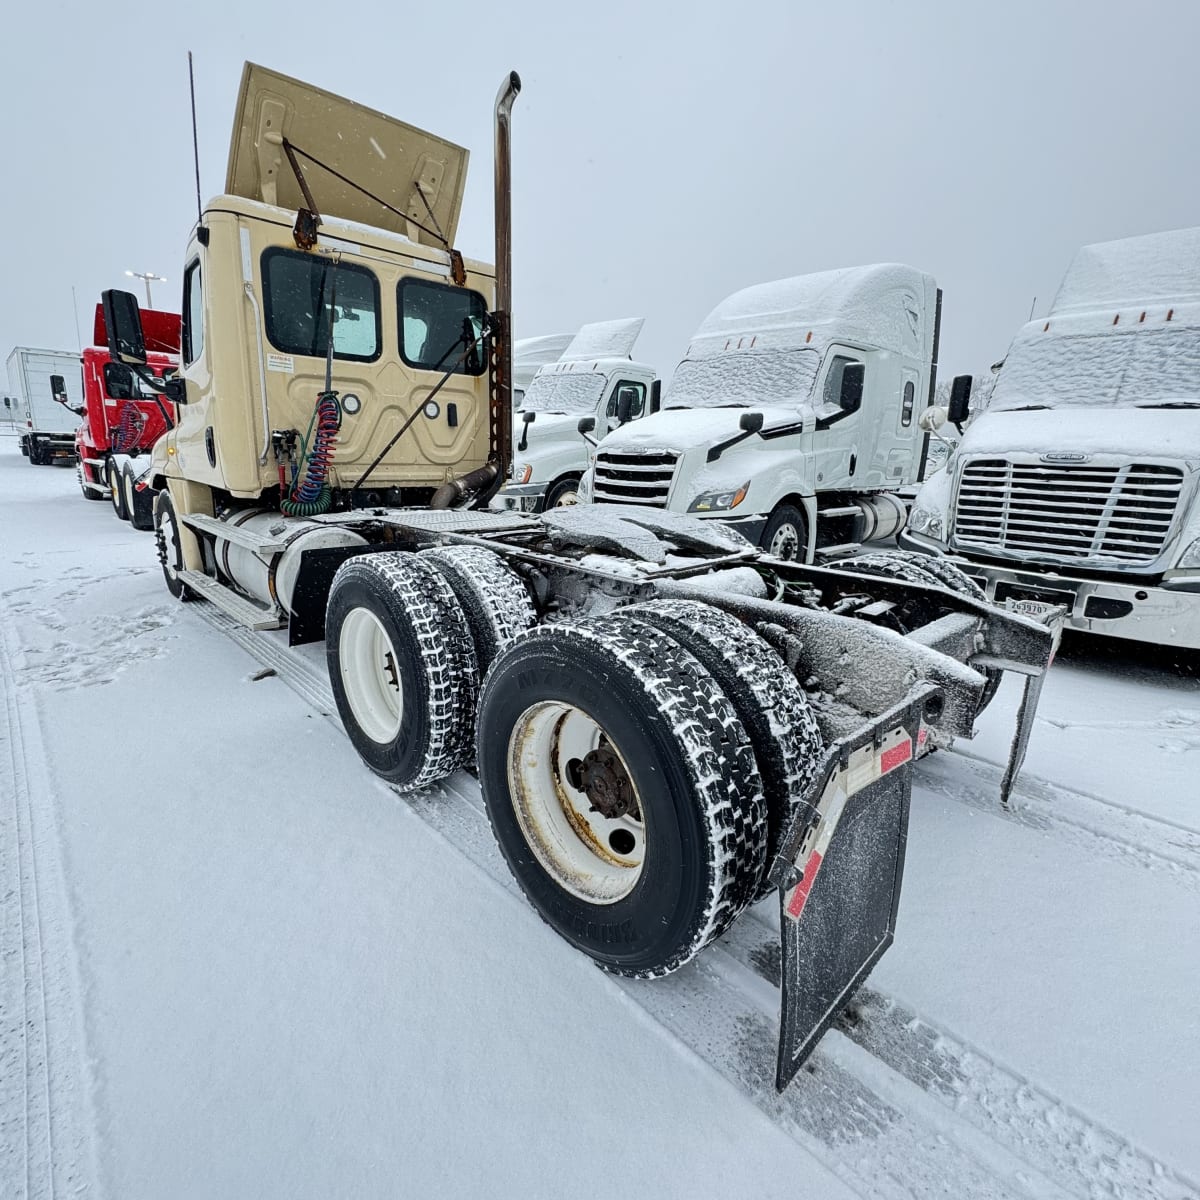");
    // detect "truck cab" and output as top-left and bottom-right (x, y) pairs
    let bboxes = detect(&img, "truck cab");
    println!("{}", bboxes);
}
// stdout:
(500, 318), (657, 511)
(580, 266), (941, 560)
(6, 347), (85, 465)
(512, 332), (574, 408)
(902, 227), (1200, 650)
